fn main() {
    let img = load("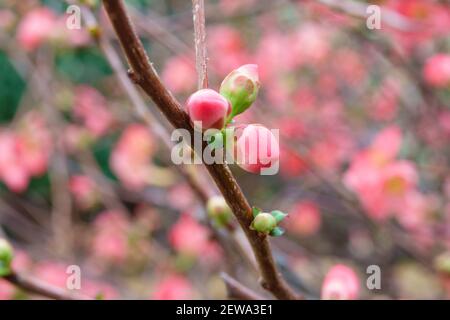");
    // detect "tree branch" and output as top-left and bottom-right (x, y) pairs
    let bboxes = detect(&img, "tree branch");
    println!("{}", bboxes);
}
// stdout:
(220, 272), (266, 300)
(4, 271), (90, 300)
(102, 0), (298, 300)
